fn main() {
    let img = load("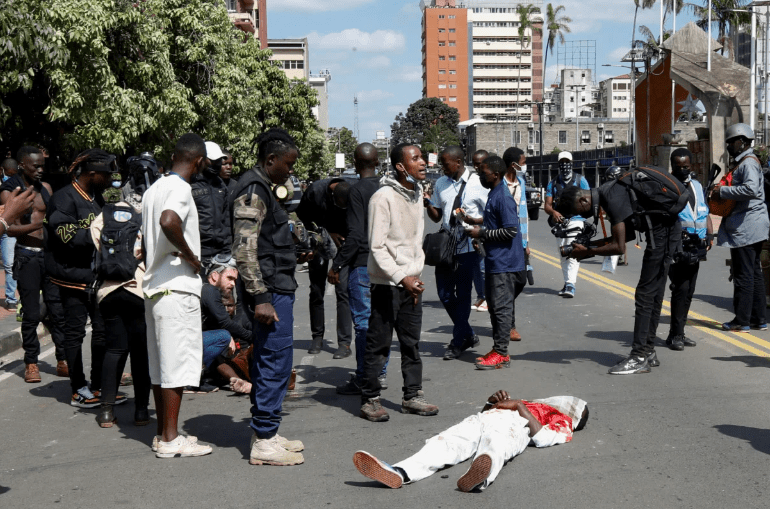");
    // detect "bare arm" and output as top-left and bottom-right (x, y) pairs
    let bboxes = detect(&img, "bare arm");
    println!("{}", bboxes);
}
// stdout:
(159, 210), (200, 274)
(0, 187), (35, 235)
(0, 189), (43, 236)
